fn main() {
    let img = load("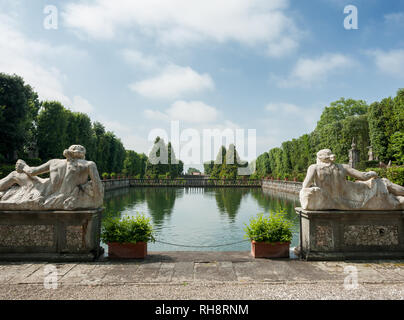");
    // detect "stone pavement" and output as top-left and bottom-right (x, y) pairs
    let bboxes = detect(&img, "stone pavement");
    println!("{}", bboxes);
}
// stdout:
(2, 251), (404, 286)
